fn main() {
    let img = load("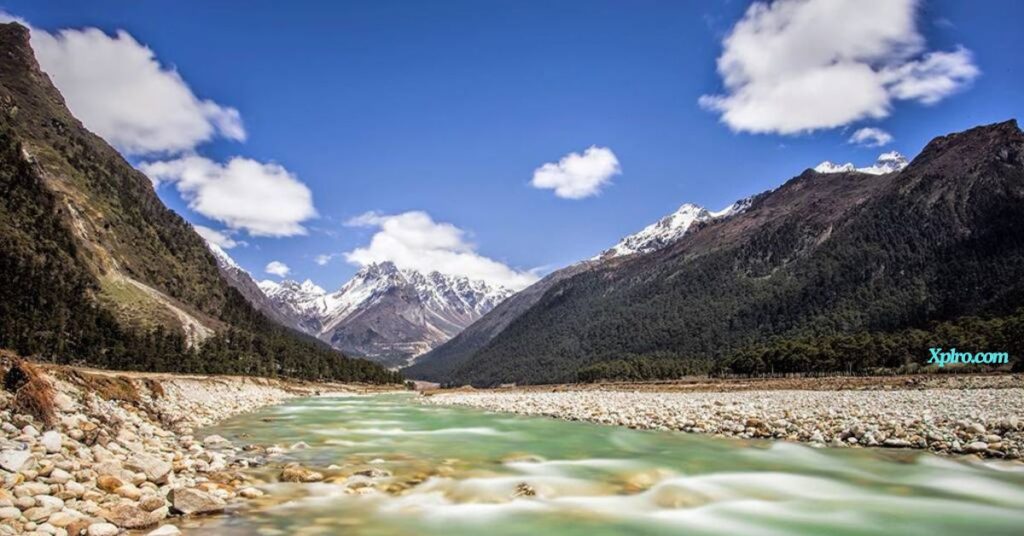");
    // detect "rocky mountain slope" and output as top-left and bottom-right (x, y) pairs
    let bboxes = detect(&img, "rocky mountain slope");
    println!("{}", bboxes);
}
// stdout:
(0, 22), (398, 383)
(407, 194), (759, 381)
(258, 262), (513, 367)
(411, 121), (1024, 385)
